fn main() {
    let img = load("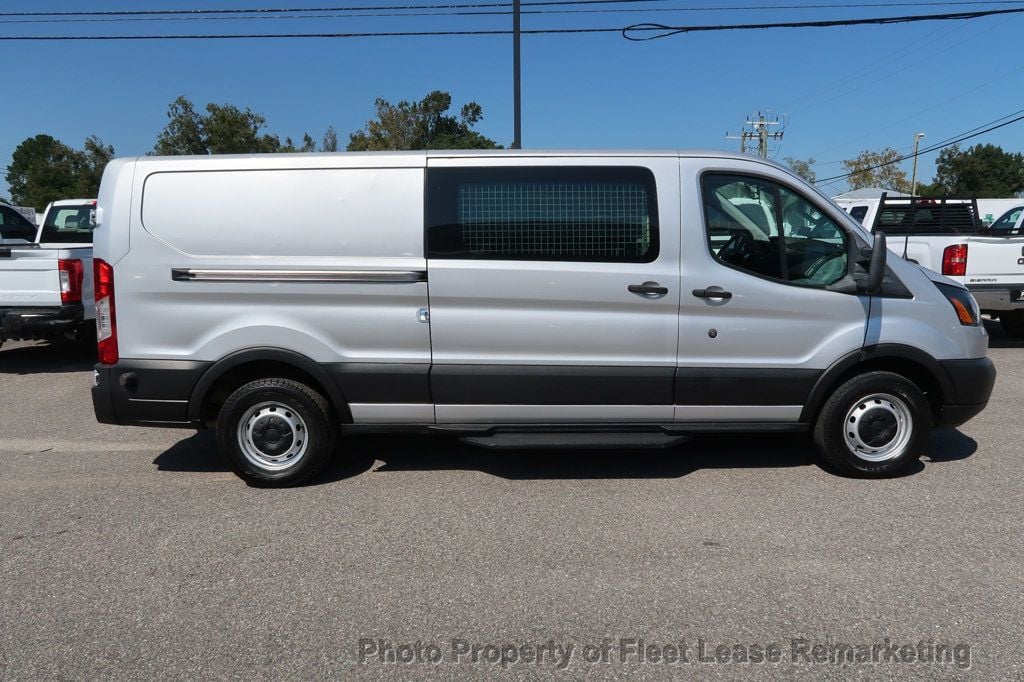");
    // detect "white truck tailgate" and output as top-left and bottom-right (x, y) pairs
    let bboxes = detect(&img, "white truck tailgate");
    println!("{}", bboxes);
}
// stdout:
(966, 235), (1024, 286)
(0, 248), (61, 307)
